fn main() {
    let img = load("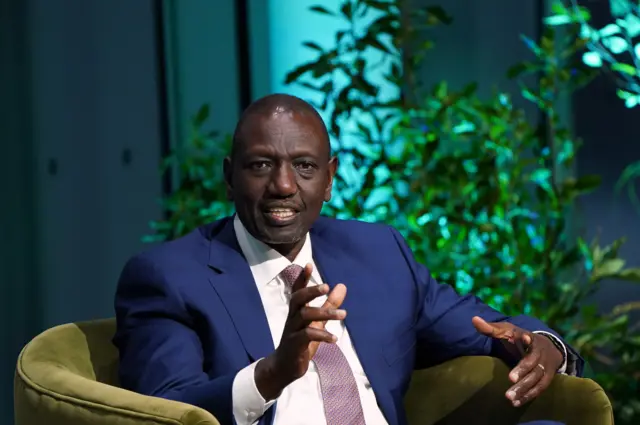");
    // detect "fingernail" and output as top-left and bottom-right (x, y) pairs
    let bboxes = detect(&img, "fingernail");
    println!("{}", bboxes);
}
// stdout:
(513, 400), (521, 407)
(507, 390), (516, 400)
(510, 372), (519, 381)
(334, 309), (346, 318)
